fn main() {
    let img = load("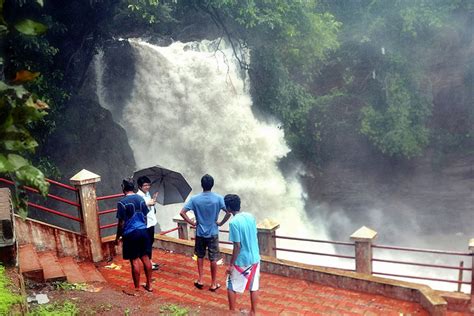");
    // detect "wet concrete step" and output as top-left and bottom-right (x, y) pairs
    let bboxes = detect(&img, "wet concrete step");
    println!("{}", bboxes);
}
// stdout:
(78, 262), (106, 283)
(58, 257), (87, 284)
(18, 244), (44, 282)
(37, 251), (66, 283)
